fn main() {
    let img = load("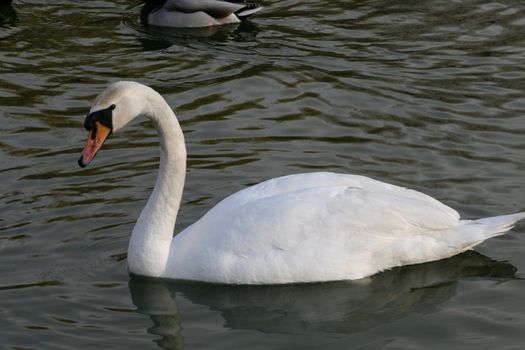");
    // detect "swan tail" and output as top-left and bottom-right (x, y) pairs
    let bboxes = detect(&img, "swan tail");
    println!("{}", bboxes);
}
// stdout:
(469, 212), (525, 235)
(457, 212), (525, 249)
